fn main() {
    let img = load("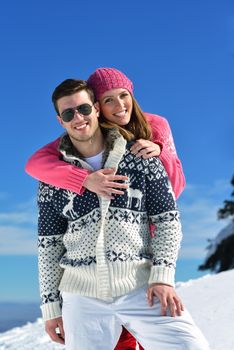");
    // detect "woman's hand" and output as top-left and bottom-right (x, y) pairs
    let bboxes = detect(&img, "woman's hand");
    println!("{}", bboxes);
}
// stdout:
(130, 139), (161, 159)
(83, 168), (129, 199)
(147, 283), (184, 317)
(45, 317), (65, 344)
